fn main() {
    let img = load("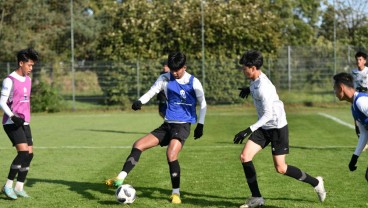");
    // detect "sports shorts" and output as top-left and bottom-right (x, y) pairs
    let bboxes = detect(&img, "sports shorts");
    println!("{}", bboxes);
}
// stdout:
(249, 125), (289, 155)
(3, 124), (33, 146)
(151, 122), (191, 147)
